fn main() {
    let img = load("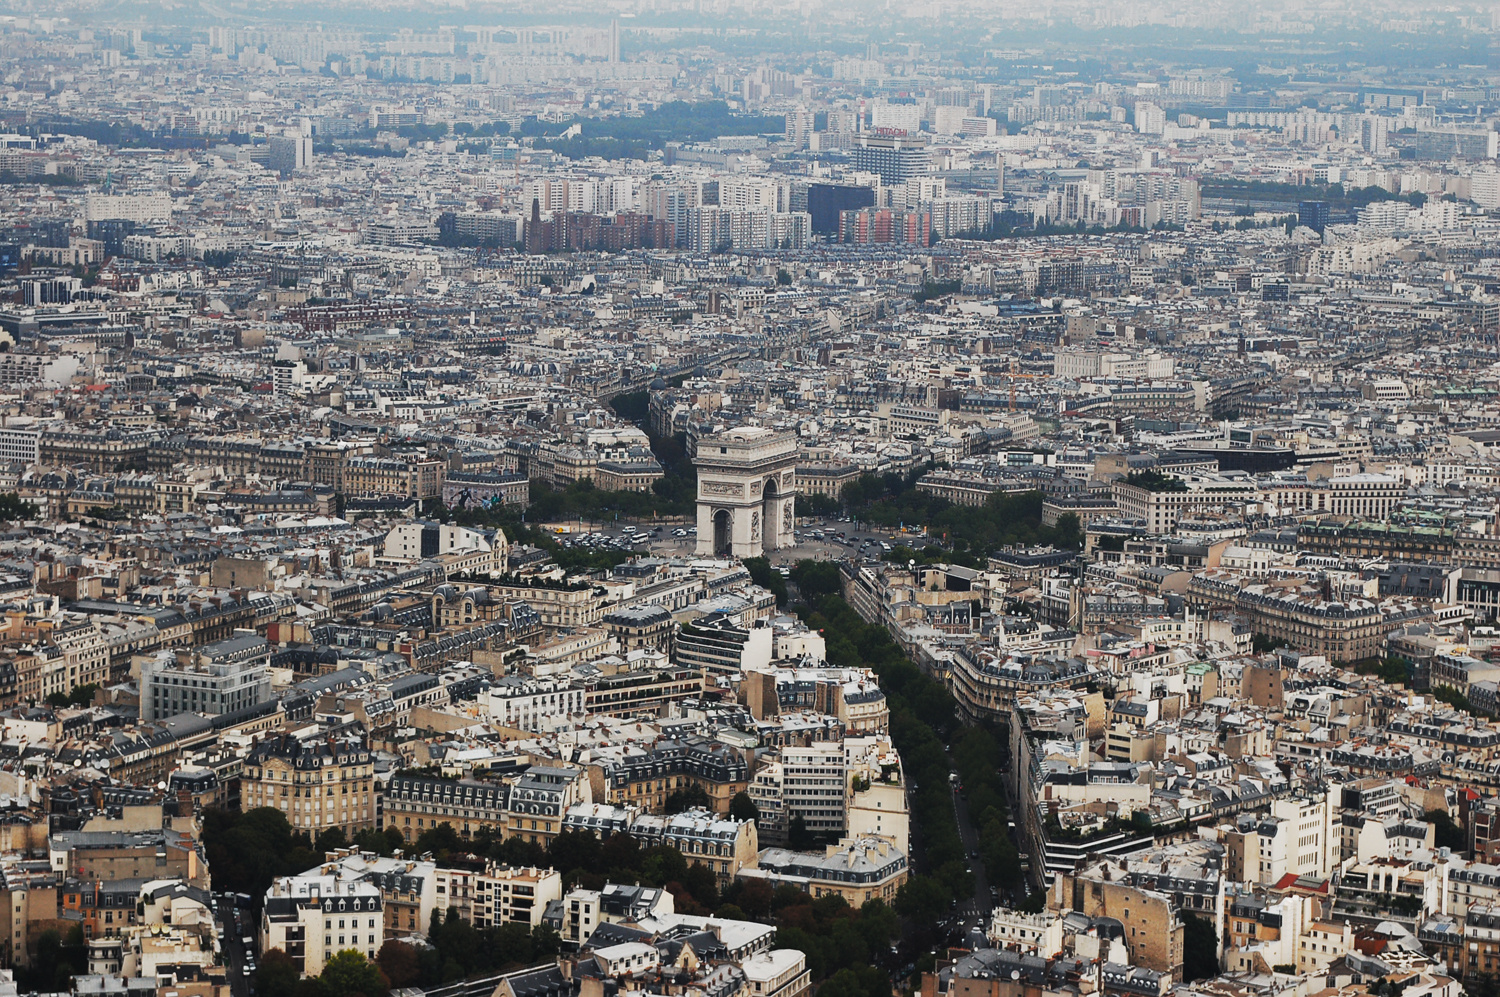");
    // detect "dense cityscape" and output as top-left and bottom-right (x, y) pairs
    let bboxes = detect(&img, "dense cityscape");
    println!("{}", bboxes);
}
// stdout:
(1, 4), (1500, 997)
